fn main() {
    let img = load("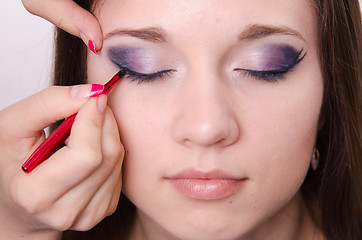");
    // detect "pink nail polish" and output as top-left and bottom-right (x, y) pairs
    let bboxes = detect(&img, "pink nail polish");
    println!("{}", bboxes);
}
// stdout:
(88, 40), (97, 54)
(89, 84), (105, 97)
